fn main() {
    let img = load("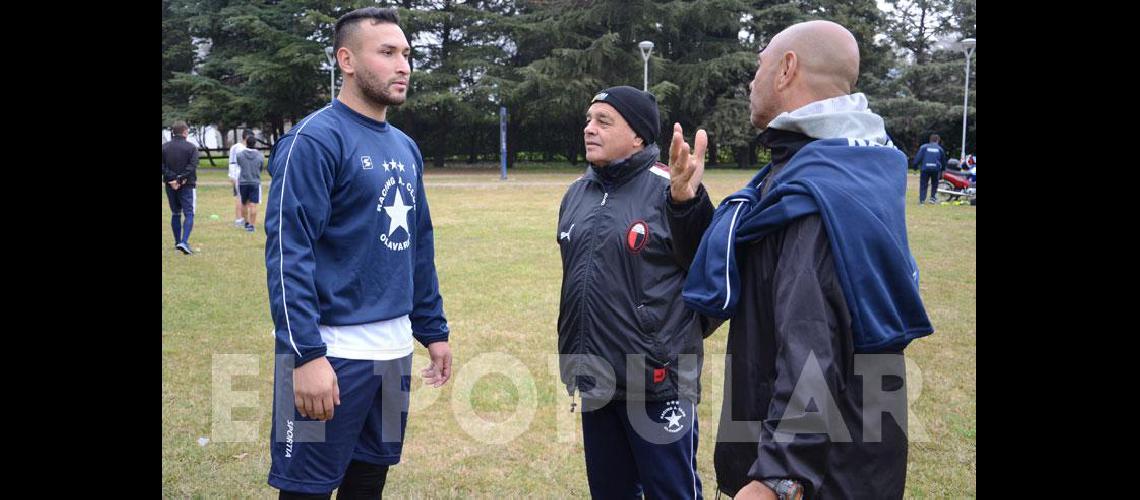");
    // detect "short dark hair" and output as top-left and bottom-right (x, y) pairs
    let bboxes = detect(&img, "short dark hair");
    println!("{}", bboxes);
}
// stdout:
(172, 121), (188, 136)
(245, 135), (257, 148)
(242, 129), (254, 139)
(334, 7), (400, 52)
(930, 133), (940, 143)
